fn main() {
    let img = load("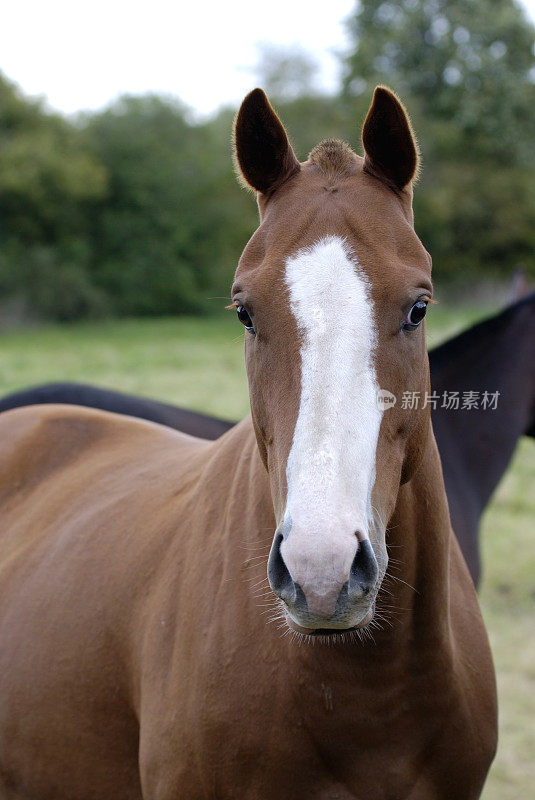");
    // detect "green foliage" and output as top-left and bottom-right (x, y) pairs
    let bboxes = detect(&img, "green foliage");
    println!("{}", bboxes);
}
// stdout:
(0, 73), (108, 319)
(77, 95), (256, 315)
(0, 77), (256, 320)
(344, 0), (535, 157)
(343, 0), (535, 280)
(1, 0), (535, 321)
(85, 95), (203, 314)
(0, 244), (109, 322)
